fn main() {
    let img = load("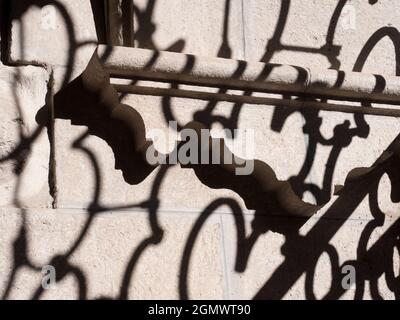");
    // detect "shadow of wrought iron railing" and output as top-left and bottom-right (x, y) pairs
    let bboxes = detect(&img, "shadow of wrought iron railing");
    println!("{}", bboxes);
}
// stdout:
(93, 45), (400, 117)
